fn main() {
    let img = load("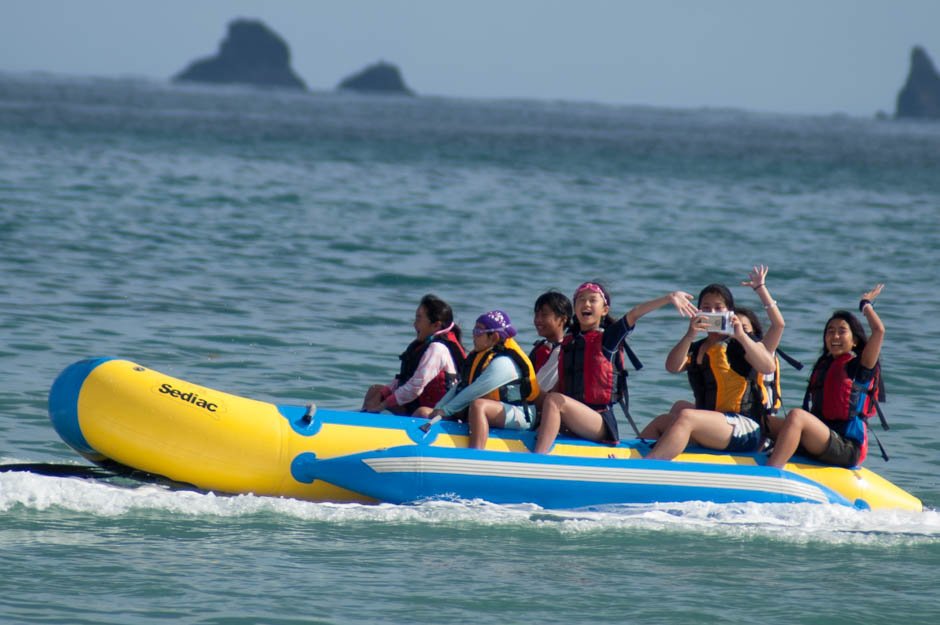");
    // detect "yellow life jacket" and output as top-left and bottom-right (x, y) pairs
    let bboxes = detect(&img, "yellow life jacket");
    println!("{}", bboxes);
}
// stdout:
(463, 337), (540, 404)
(758, 353), (783, 414)
(687, 338), (766, 417)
